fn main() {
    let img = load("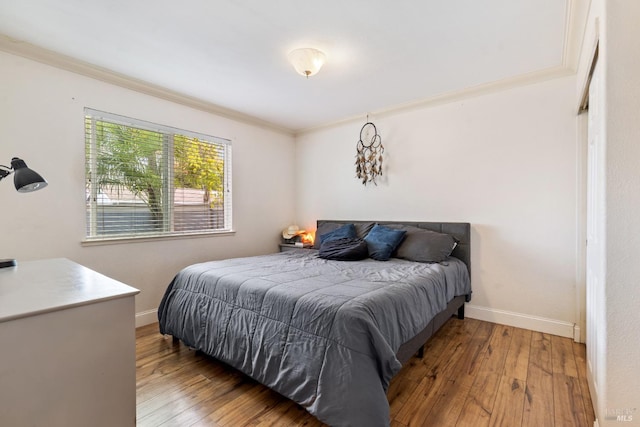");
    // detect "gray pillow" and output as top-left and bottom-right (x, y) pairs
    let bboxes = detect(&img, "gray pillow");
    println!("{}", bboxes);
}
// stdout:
(314, 222), (342, 249)
(391, 225), (456, 263)
(354, 222), (375, 239)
